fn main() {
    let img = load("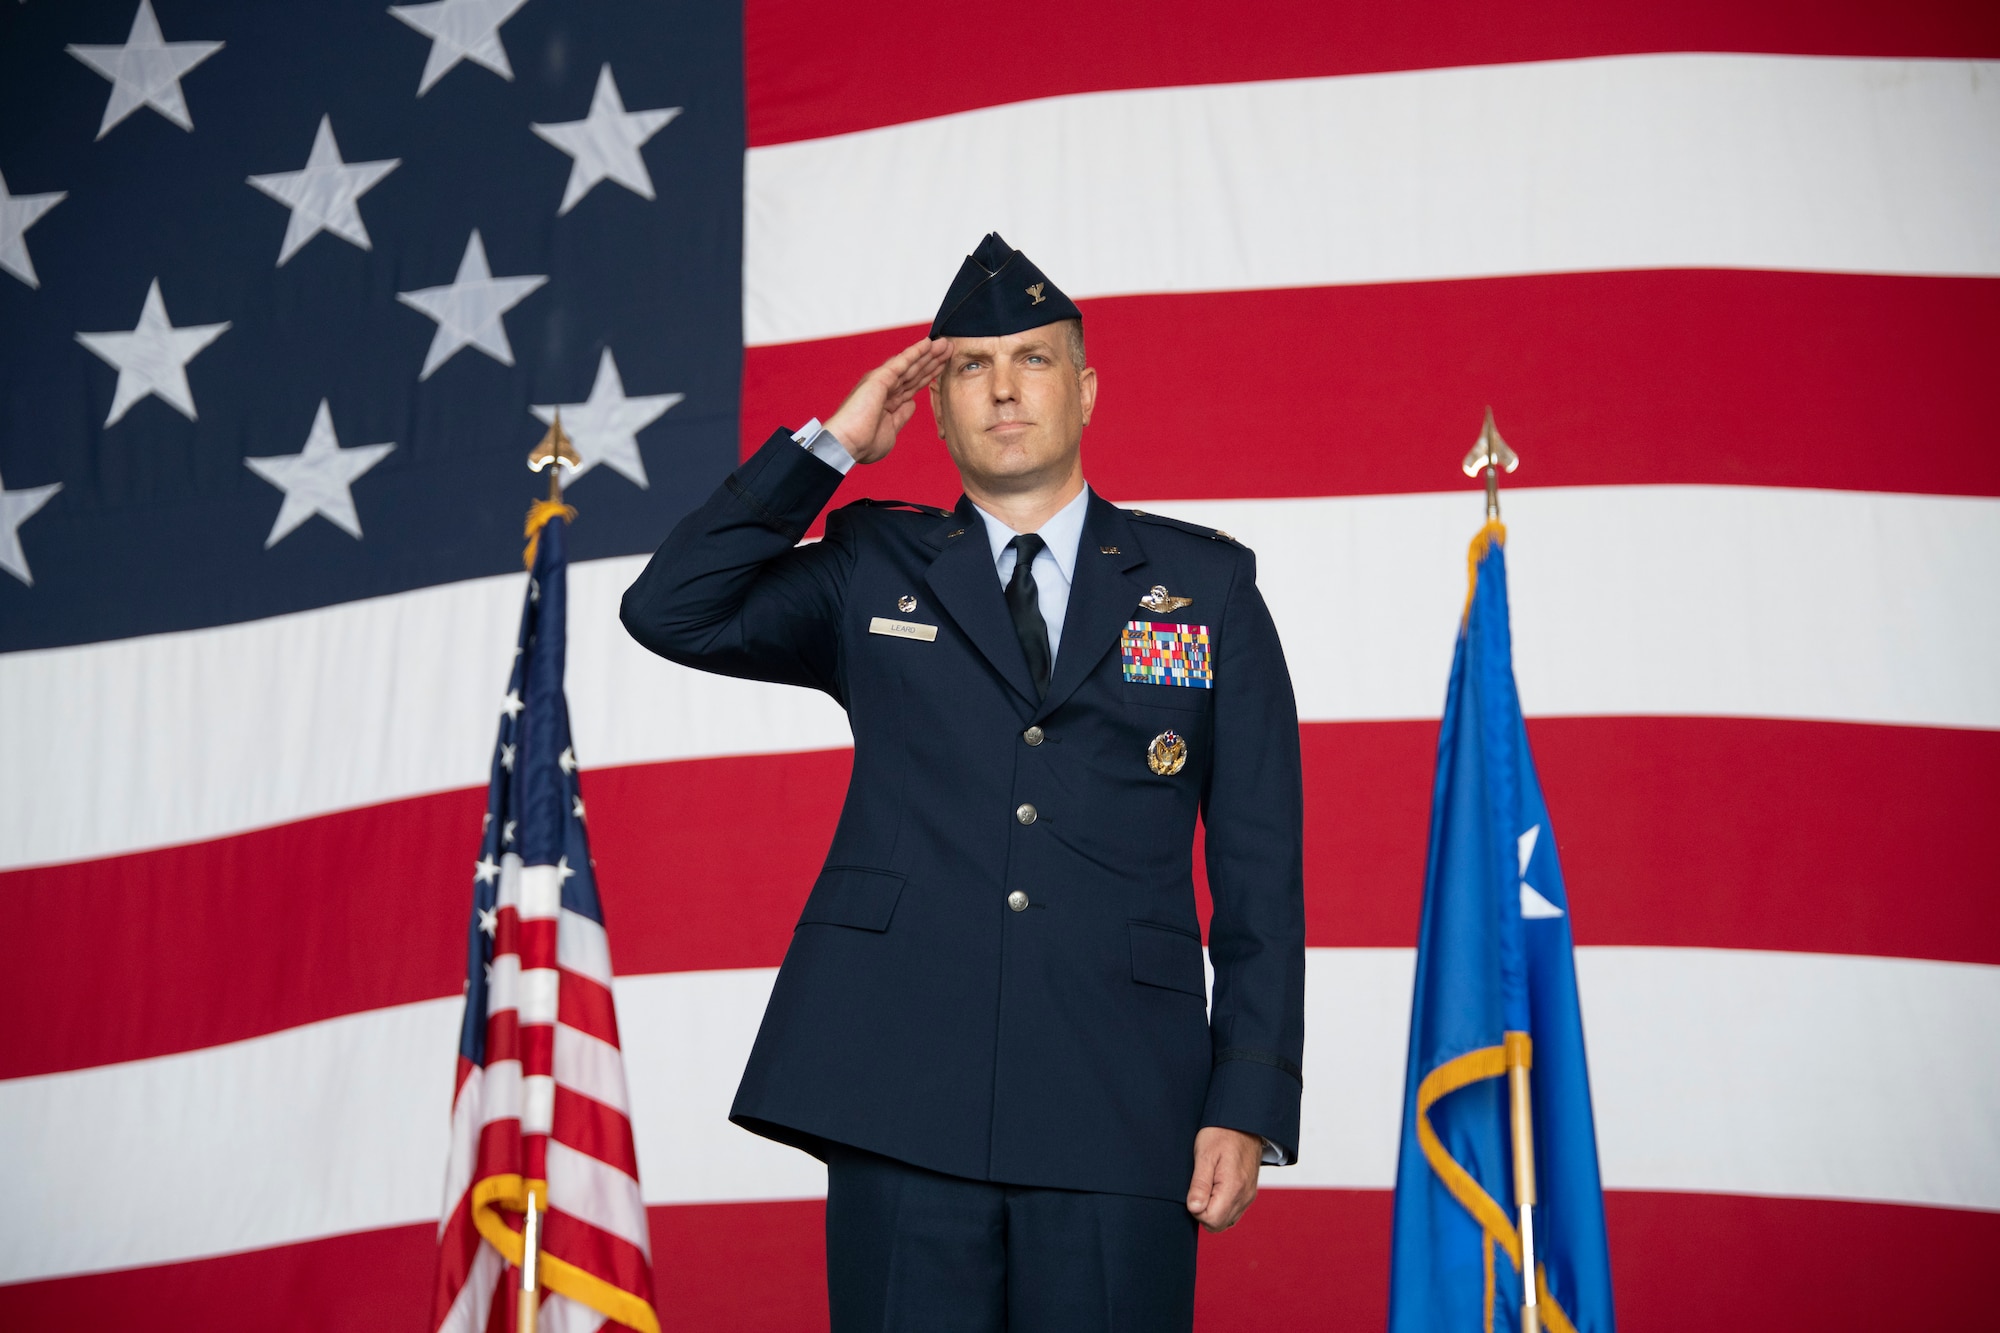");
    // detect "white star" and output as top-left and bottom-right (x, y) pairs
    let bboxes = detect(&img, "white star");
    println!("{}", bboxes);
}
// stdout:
(1517, 825), (1565, 919)
(571, 794), (586, 820)
(0, 468), (62, 587)
(532, 348), (682, 489)
(0, 170), (65, 290)
(474, 855), (500, 885)
(247, 116), (400, 267)
(500, 690), (523, 718)
(502, 818), (516, 844)
(531, 64), (681, 216)
(243, 399), (395, 547)
(555, 854), (576, 882)
(67, 0), (223, 140)
(396, 230), (546, 380)
(499, 742), (516, 770)
(557, 746), (577, 774)
(477, 906), (498, 936)
(389, 0), (528, 96)
(75, 278), (229, 426)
